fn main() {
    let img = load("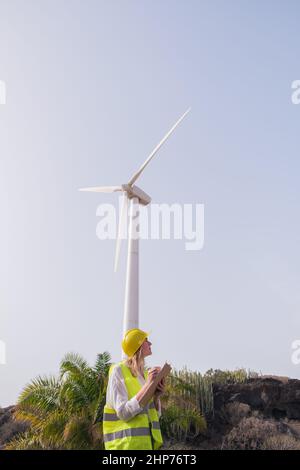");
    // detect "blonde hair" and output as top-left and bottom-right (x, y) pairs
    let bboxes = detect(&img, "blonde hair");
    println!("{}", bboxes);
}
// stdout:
(125, 345), (145, 377)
